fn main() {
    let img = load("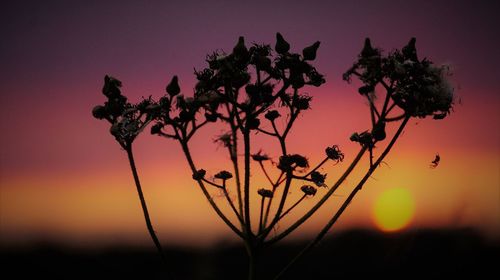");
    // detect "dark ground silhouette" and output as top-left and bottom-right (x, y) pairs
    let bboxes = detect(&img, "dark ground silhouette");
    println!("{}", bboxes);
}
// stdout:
(1, 228), (498, 279)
